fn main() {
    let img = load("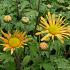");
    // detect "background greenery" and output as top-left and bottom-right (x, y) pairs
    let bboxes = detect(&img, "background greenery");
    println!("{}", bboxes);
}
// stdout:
(0, 0), (70, 70)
